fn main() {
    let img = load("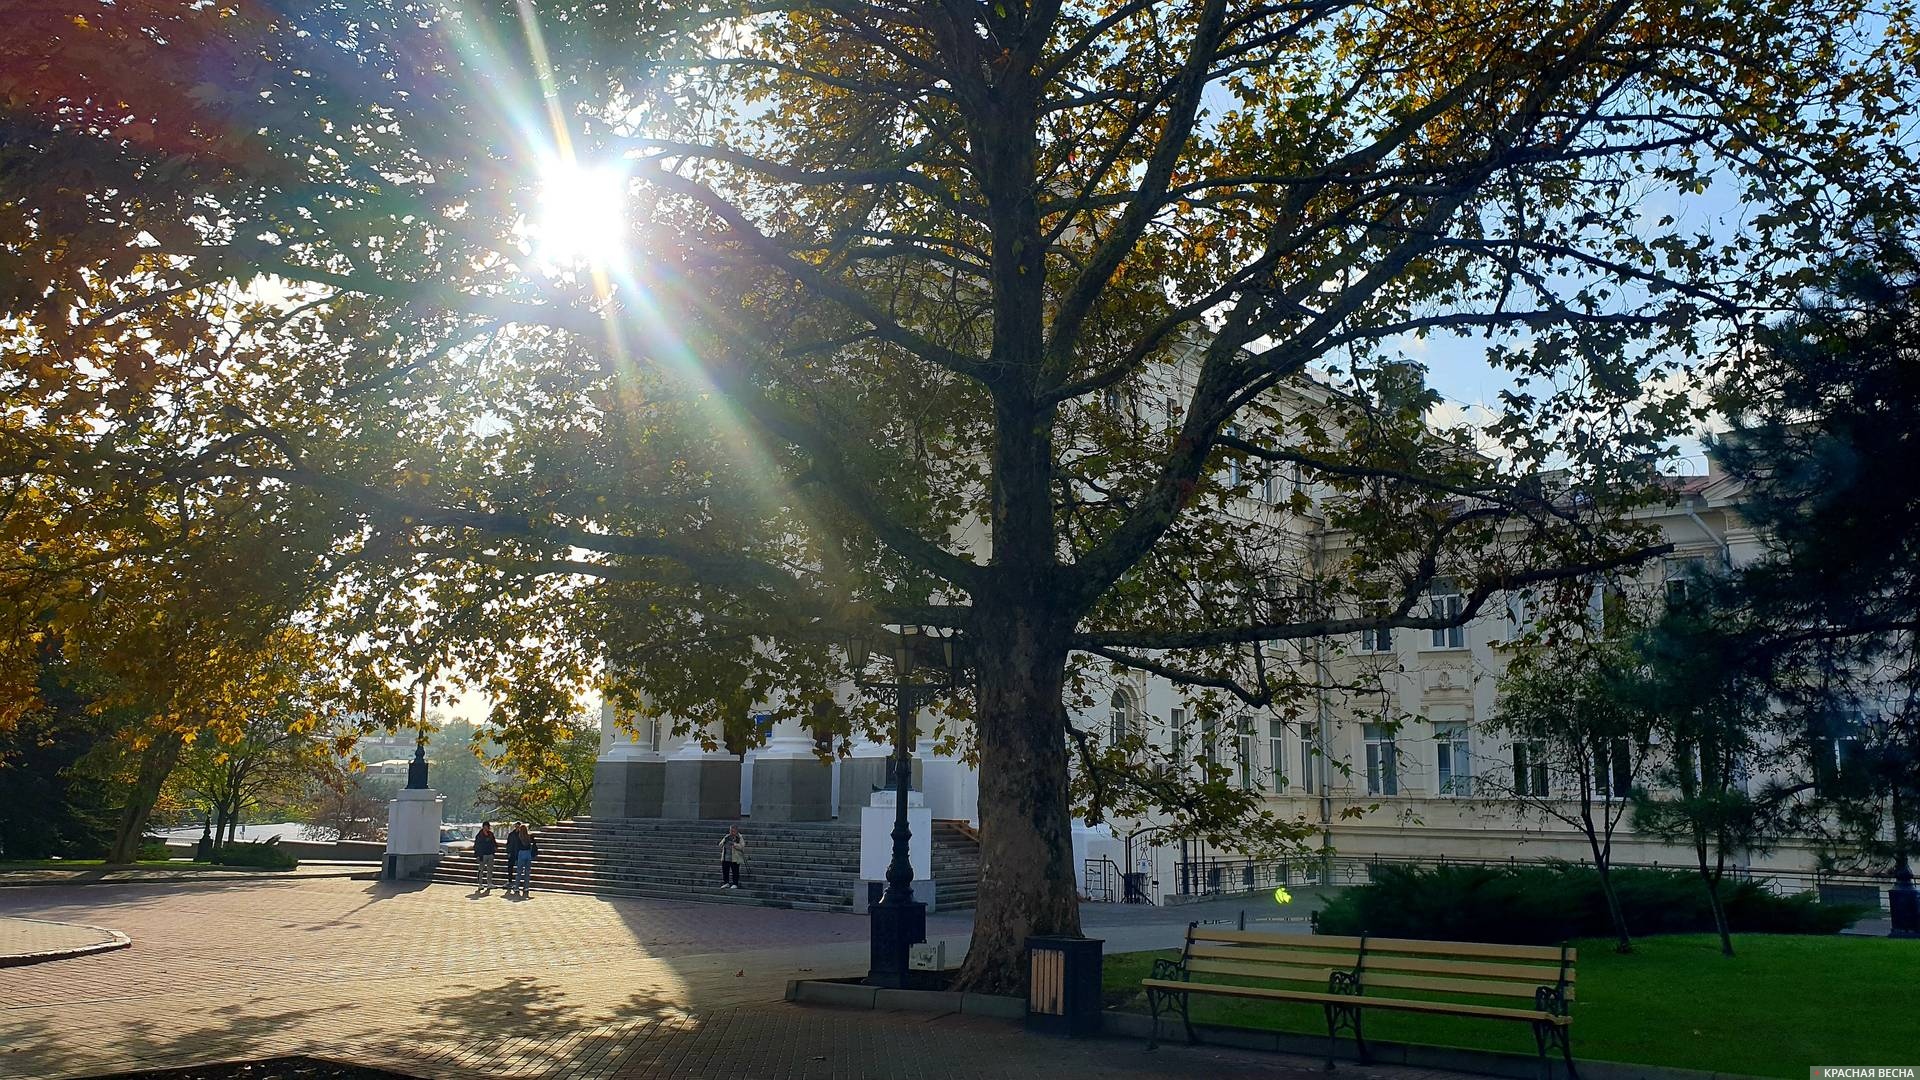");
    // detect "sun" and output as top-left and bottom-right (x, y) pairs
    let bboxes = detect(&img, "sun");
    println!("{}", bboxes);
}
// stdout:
(531, 159), (629, 270)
